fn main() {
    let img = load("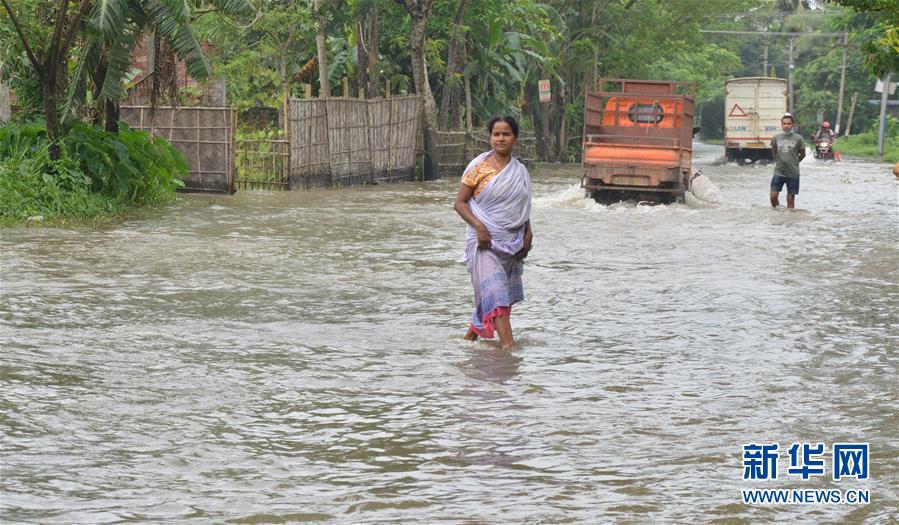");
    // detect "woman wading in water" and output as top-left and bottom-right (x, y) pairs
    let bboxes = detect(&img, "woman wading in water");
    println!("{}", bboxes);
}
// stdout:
(453, 115), (533, 349)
